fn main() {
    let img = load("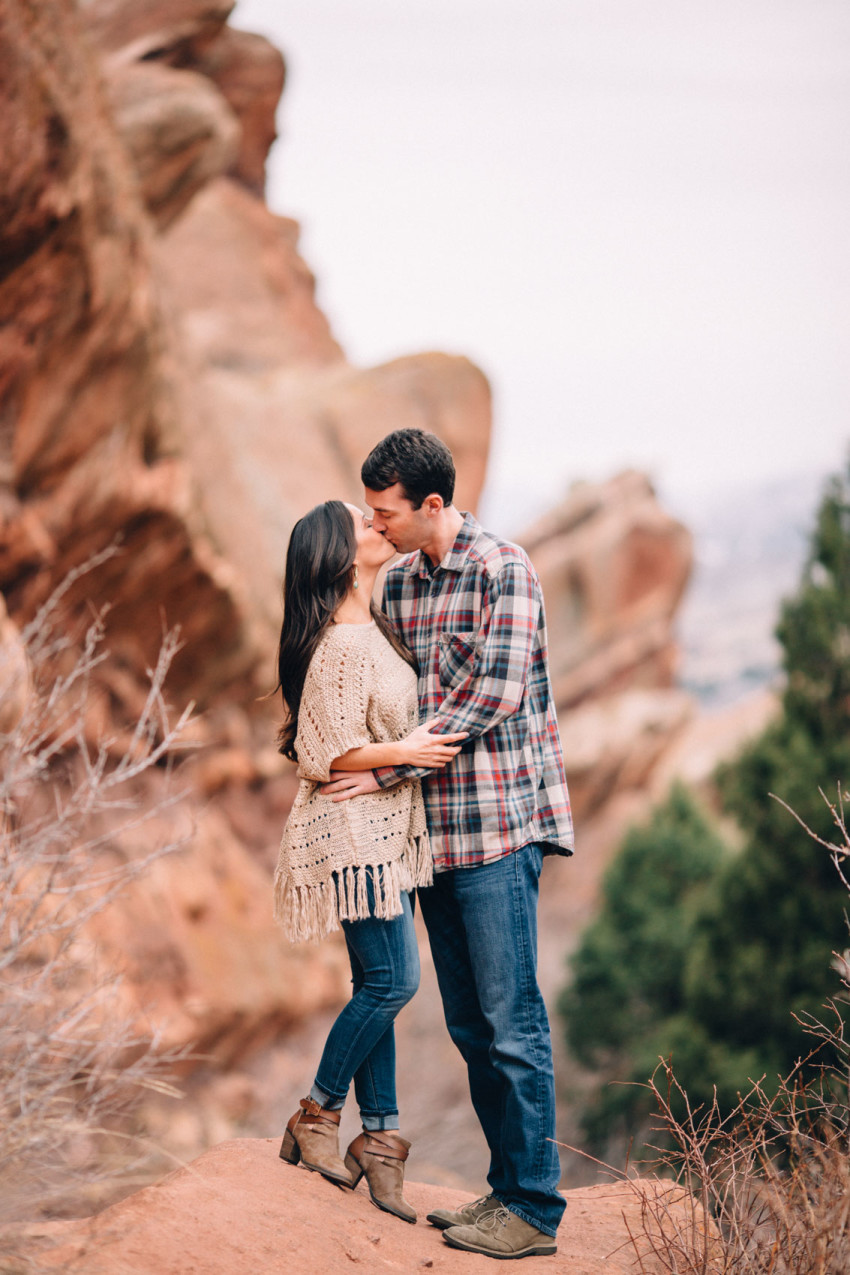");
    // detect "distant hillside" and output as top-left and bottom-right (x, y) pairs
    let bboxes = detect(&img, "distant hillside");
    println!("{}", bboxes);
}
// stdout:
(672, 470), (829, 708)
